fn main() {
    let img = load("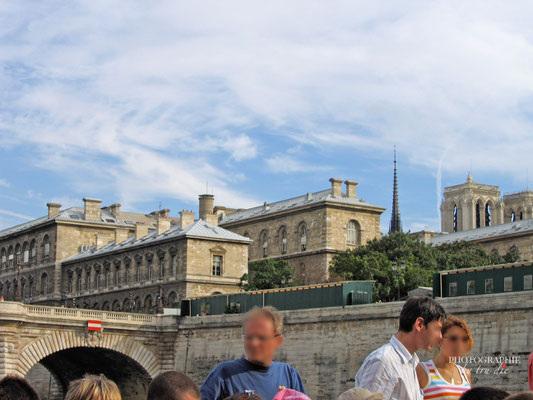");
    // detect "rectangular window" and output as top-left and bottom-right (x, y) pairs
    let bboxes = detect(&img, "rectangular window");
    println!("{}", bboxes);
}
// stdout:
(449, 282), (457, 297)
(137, 263), (142, 282)
(467, 280), (475, 295)
(159, 257), (165, 277)
(504, 276), (513, 292)
(171, 255), (177, 275)
(485, 278), (494, 294)
(44, 243), (50, 258)
(23, 250), (29, 263)
(31, 246), (36, 262)
(524, 275), (532, 290)
(212, 255), (222, 276)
